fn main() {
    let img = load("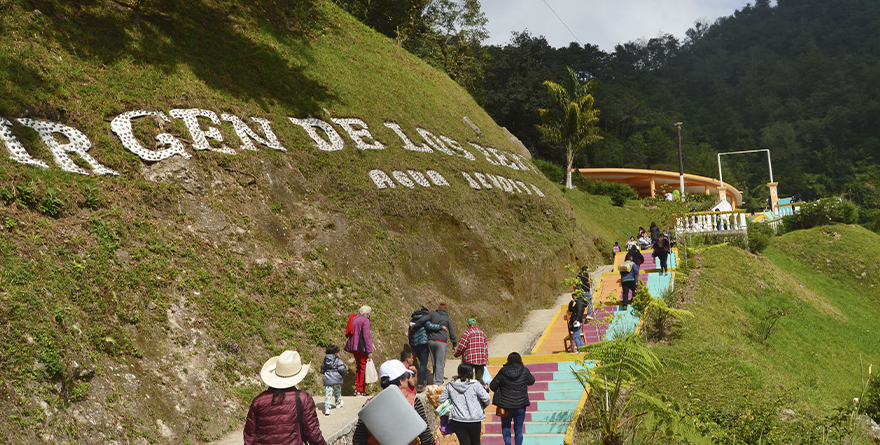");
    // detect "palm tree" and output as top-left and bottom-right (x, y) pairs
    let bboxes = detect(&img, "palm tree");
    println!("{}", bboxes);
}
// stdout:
(536, 66), (602, 189)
